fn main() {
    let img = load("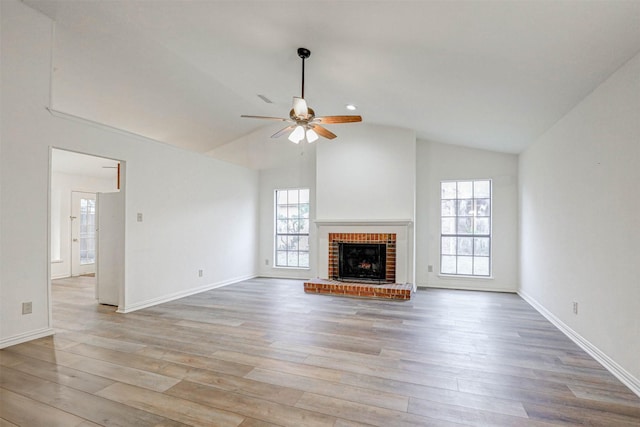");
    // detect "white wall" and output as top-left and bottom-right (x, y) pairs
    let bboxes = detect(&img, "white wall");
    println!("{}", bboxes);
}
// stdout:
(316, 124), (416, 221)
(519, 52), (640, 391)
(257, 146), (317, 279)
(50, 171), (117, 279)
(315, 123), (417, 284)
(416, 141), (519, 292)
(0, 0), (259, 347)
